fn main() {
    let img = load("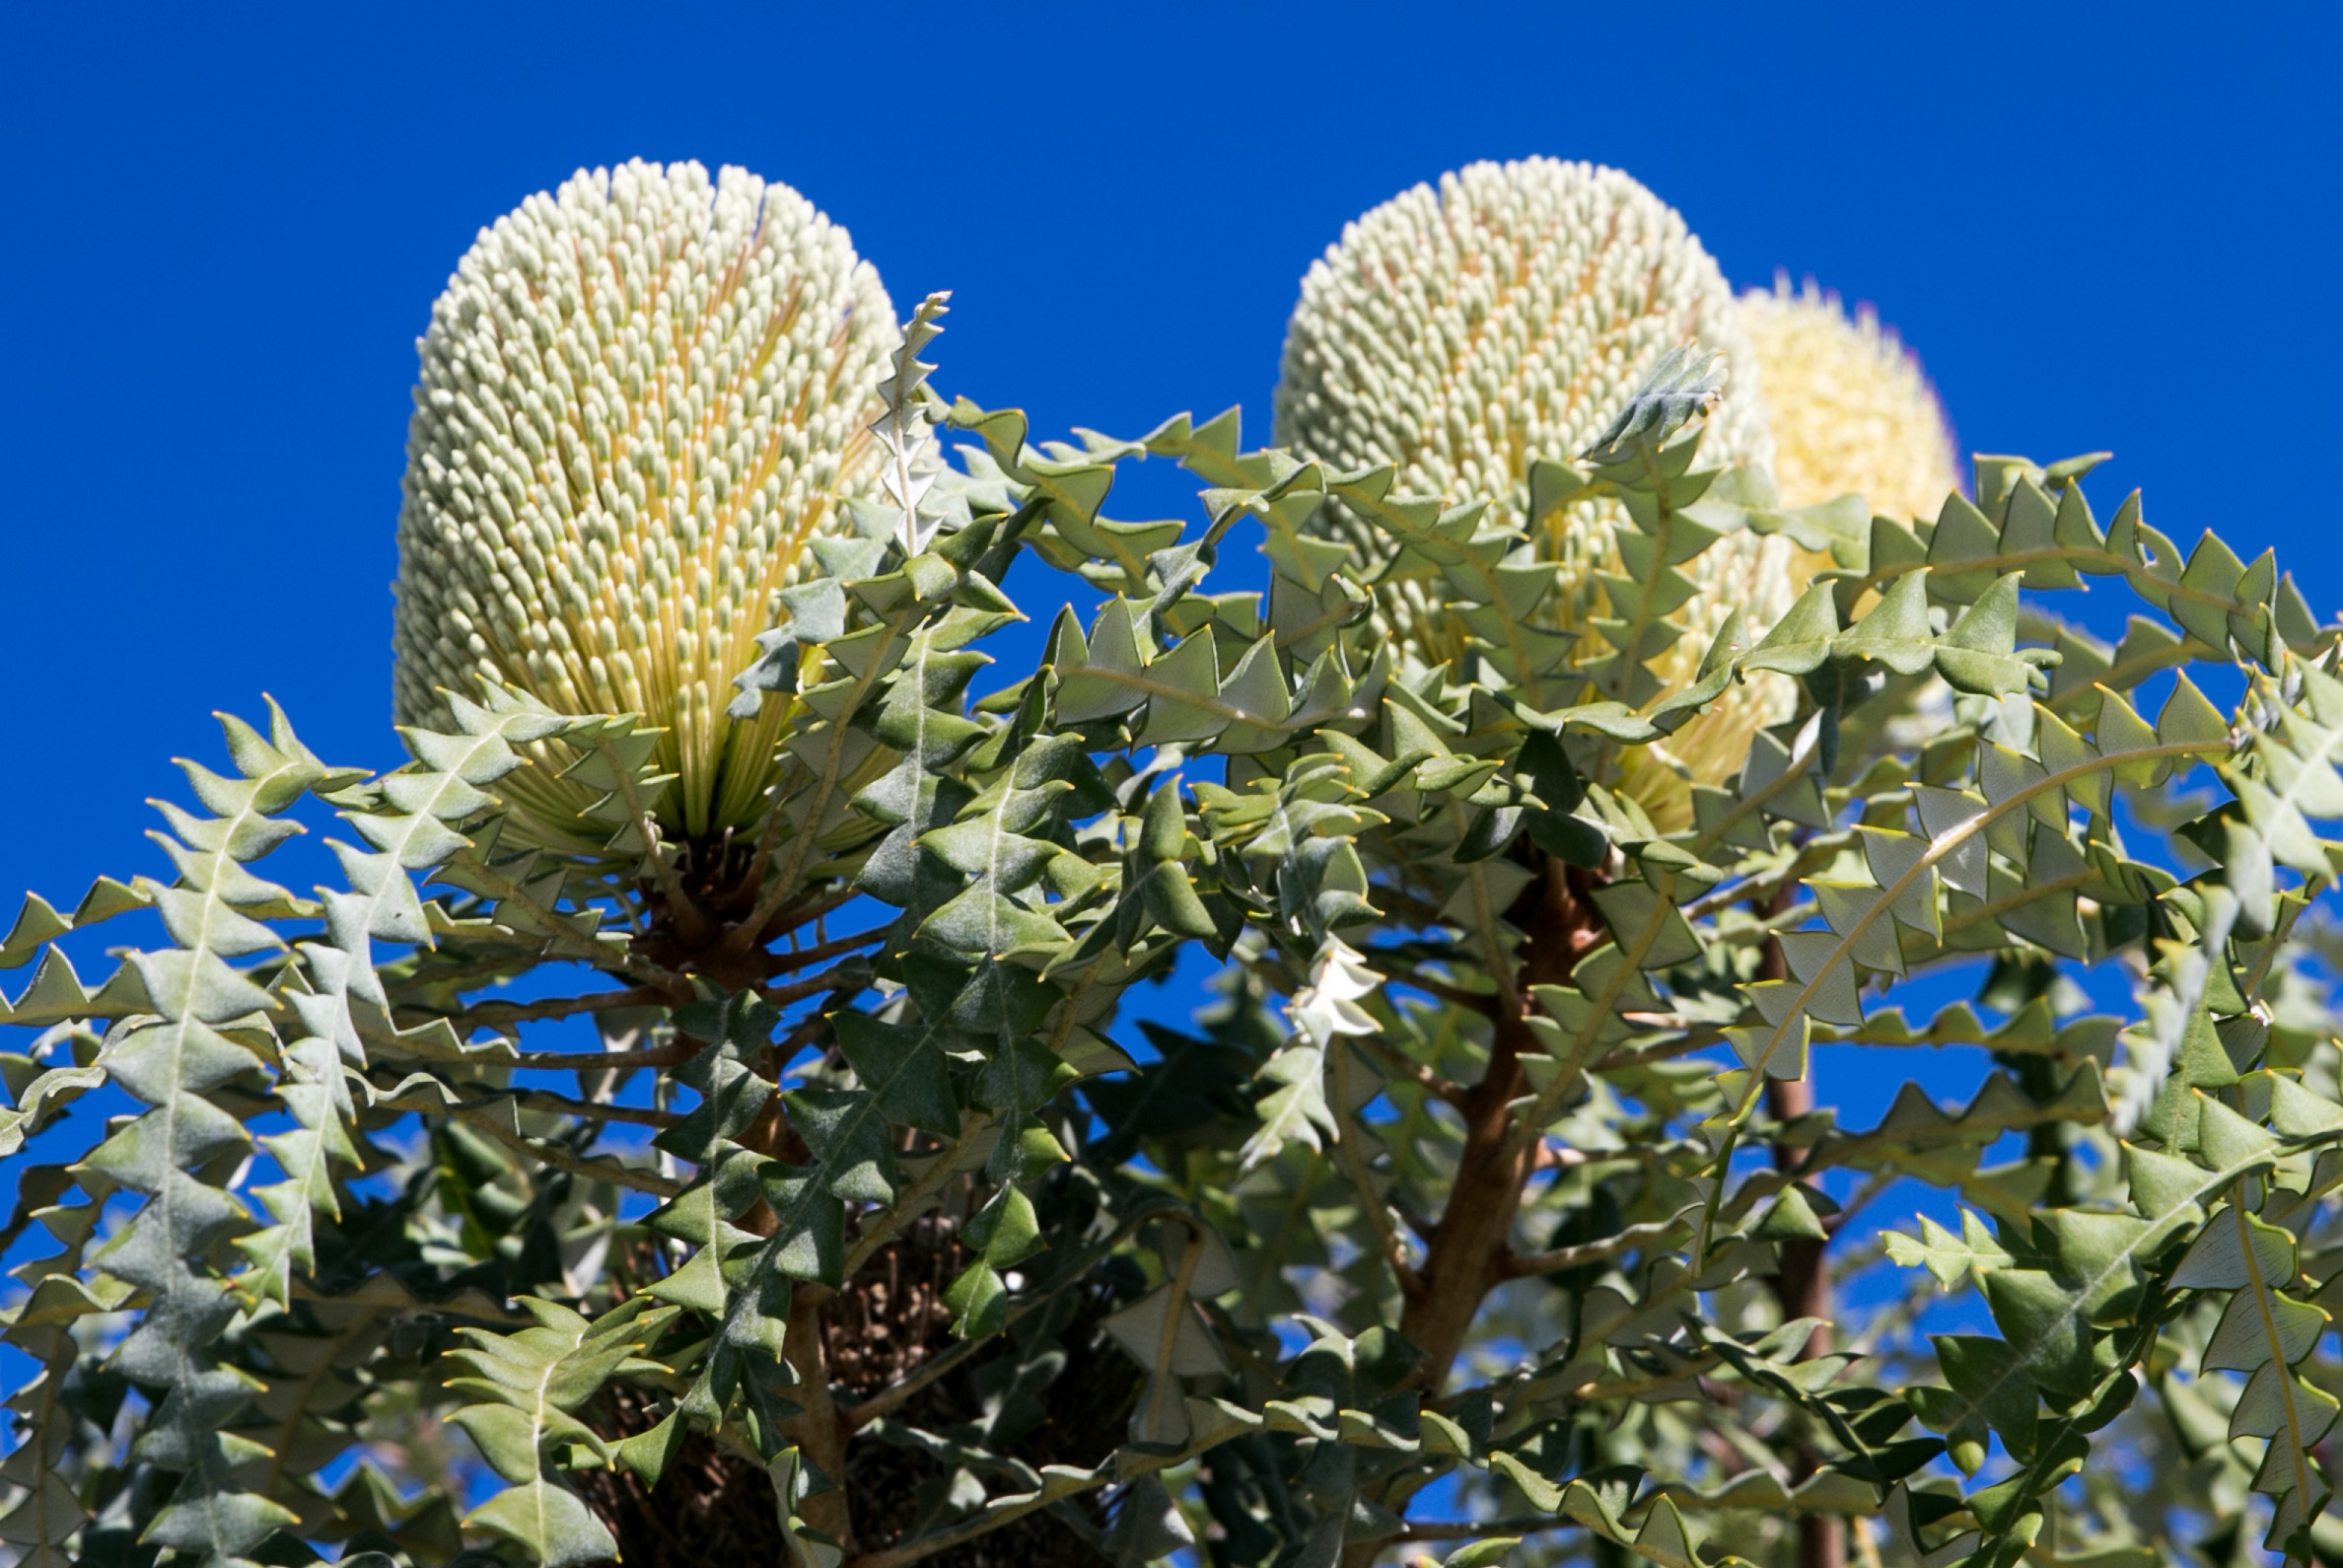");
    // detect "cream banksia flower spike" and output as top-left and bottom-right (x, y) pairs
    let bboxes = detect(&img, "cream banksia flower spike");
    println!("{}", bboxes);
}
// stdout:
(392, 159), (905, 843)
(1273, 158), (1804, 825)
(1738, 273), (1960, 520)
